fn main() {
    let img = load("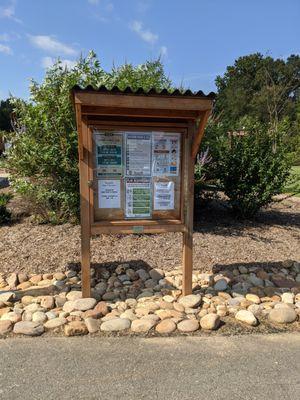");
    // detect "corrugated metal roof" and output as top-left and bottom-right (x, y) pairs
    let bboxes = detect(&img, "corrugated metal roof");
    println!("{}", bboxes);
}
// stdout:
(72, 85), (215, 99)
